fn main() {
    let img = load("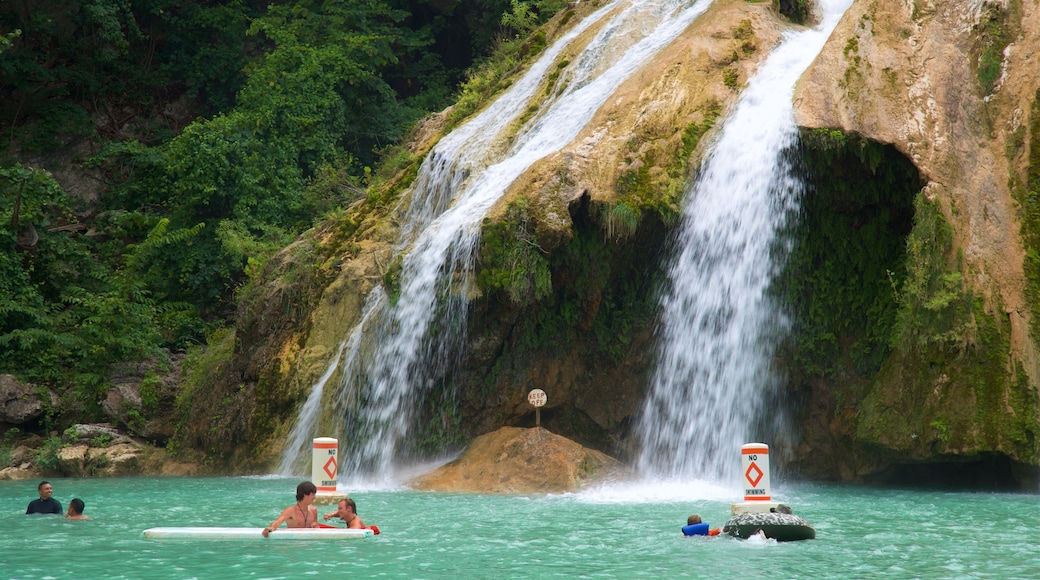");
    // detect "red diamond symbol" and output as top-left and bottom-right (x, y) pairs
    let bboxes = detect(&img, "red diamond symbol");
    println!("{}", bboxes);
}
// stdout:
(745, 461), (763, 487)
(323, 456), (337, 479)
